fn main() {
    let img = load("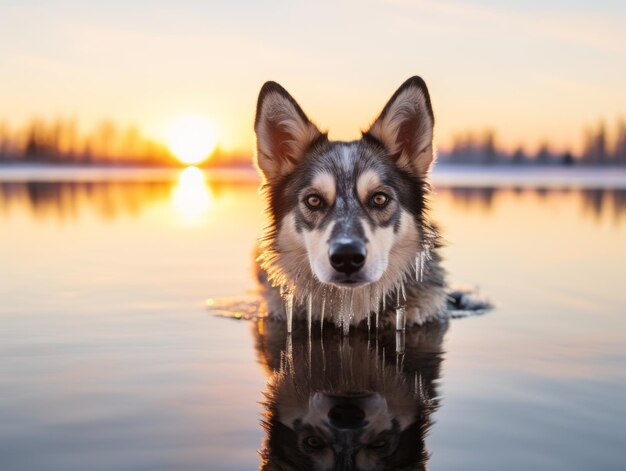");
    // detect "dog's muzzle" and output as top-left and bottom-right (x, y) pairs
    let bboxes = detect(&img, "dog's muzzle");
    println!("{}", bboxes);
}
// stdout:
(311, 392), (385, 430)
